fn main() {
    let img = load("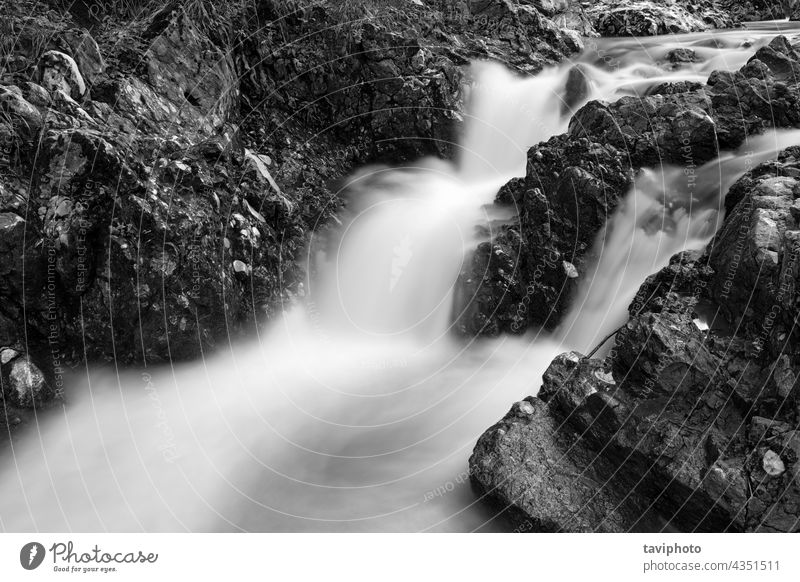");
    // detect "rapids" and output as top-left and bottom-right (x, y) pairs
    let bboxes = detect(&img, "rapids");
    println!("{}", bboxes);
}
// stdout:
(3, 21), (800, 532)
